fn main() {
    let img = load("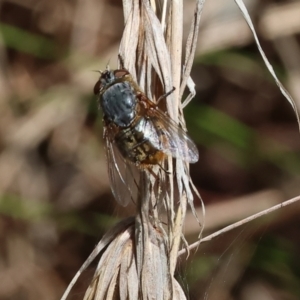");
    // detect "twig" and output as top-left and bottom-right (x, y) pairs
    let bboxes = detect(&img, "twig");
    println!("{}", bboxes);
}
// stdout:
(178, 194), (300, 257)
